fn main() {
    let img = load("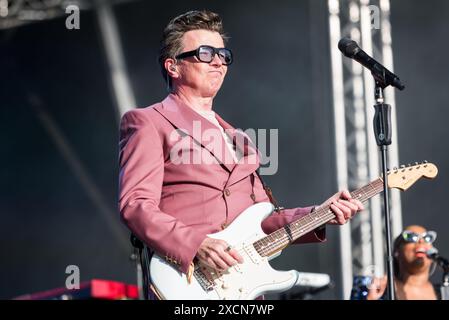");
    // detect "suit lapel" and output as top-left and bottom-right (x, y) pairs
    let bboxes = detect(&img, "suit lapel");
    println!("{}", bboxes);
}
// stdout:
(154, 94), (236, 172)
(215, 114), (260, 186)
